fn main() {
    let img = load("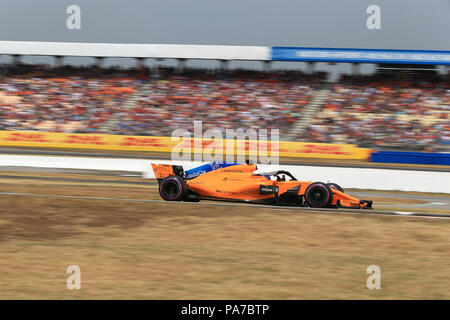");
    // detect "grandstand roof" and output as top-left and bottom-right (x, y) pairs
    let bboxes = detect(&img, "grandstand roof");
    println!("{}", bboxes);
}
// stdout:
(1, 41), (449, 65)
(0, 41), (270, 61)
